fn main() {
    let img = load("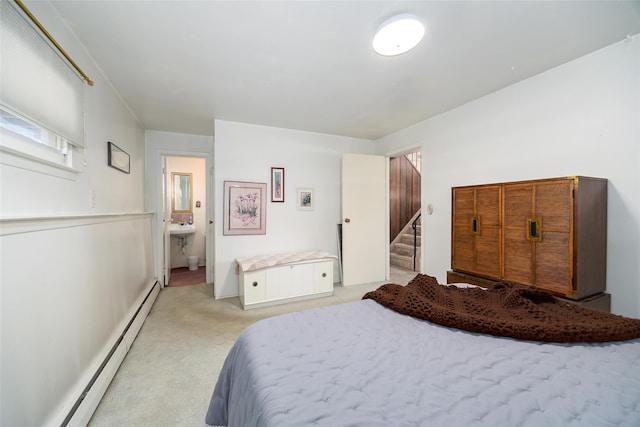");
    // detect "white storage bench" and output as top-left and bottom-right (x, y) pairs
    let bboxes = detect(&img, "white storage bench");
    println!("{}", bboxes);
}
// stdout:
(236, 251), (337, 310)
